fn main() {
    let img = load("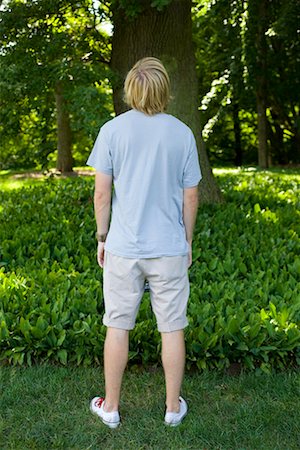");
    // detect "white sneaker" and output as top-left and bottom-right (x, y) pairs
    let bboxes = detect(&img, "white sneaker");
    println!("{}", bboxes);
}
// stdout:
(164, 396), (188, 427)
(90, 397), (121, 429)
